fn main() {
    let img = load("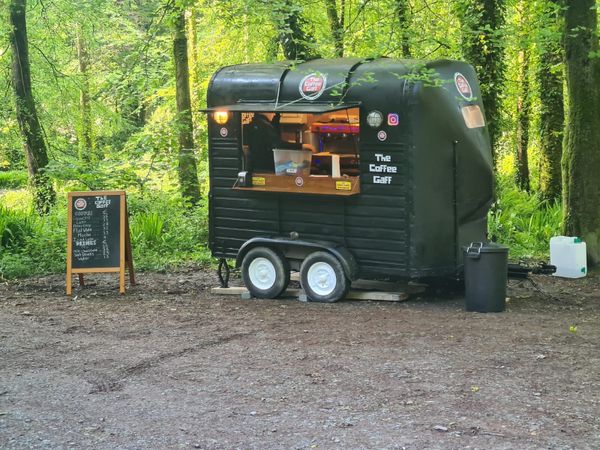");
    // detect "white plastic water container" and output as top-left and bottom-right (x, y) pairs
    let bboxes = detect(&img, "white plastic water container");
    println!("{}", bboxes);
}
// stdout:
(550, 236), (587, 278)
